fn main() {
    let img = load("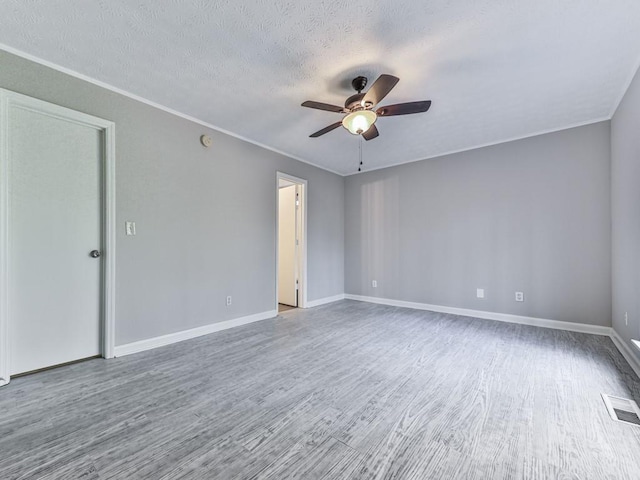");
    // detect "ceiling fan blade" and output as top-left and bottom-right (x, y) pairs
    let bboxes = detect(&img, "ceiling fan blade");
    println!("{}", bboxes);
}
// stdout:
(302, 101), (345, 113)
(362, 124), (379, 141)
(377, 101), (432, 117)
(362, 74), (400, 106)
(309, 122), (342, 138)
